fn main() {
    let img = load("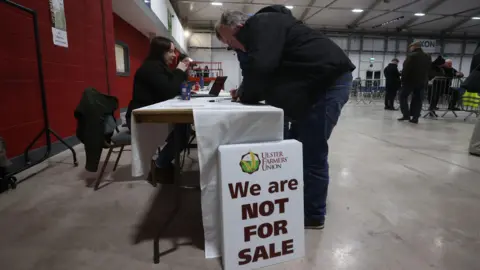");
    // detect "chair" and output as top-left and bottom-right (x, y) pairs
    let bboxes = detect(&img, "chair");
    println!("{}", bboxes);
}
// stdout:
(93, 125), (131, 190)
